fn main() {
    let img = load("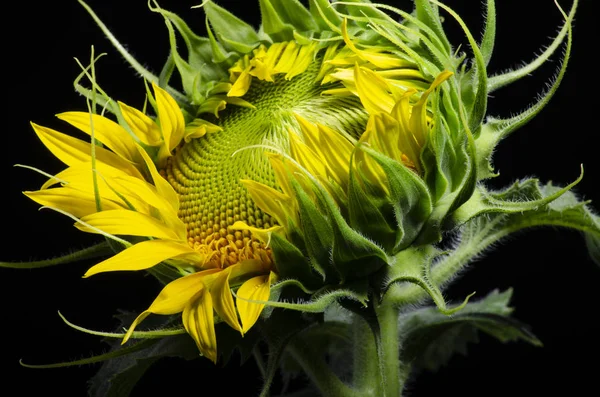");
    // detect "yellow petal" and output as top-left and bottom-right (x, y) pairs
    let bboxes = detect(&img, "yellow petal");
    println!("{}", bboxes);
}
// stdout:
(227, 69), (252, 97)
(118, 101), (163, 146)
(231, 221), (282, 247)
(84, 240), (202, 277)
(40, 164), (154, 215)
(341, 18), (411, 69)
(122, 269), (219, 344)
(183, 287), (218, 363)
(30, 122), (143, 179)
(136, 144), (180, 212)
(77, 209), (182, 240)
(289, 132), (328, 177)
(410, 71), (453, 147)
(24, 187), (122, 218)
(210, 268), (243, 334)
(236, 272), (275, 333)
(56, 112), (139, 164)
(353, 65), (395, 115)
(239, 179), (293, 227)
(183, 119), (223, 142)
(274, 41), (300, 75)
(153, 83), (185, 153)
